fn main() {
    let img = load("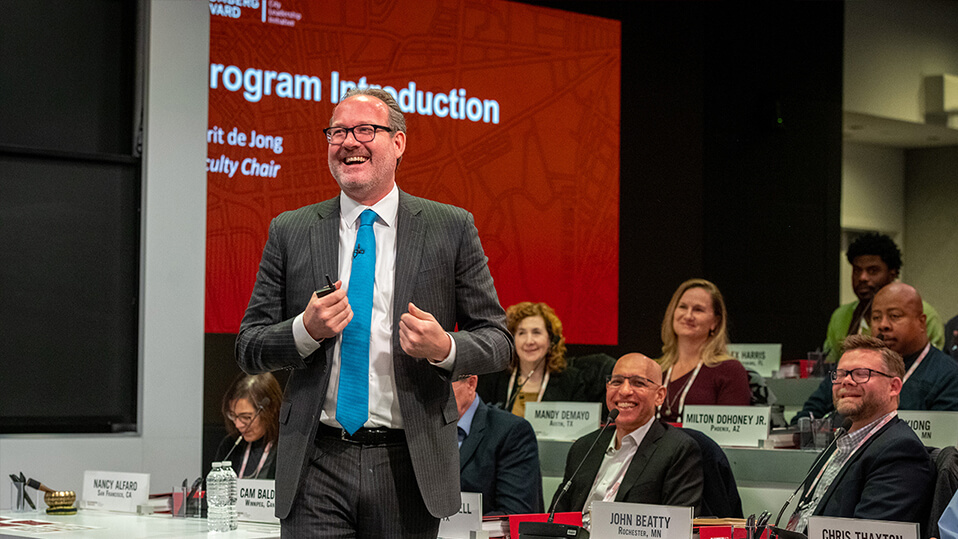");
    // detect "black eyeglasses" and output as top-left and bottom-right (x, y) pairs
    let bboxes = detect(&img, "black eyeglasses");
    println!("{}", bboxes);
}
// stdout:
(323, 124), (392, 145)
(830, 368), (895, 384)
(226, 413), (255, 425)
(606, 375), (658, 390)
